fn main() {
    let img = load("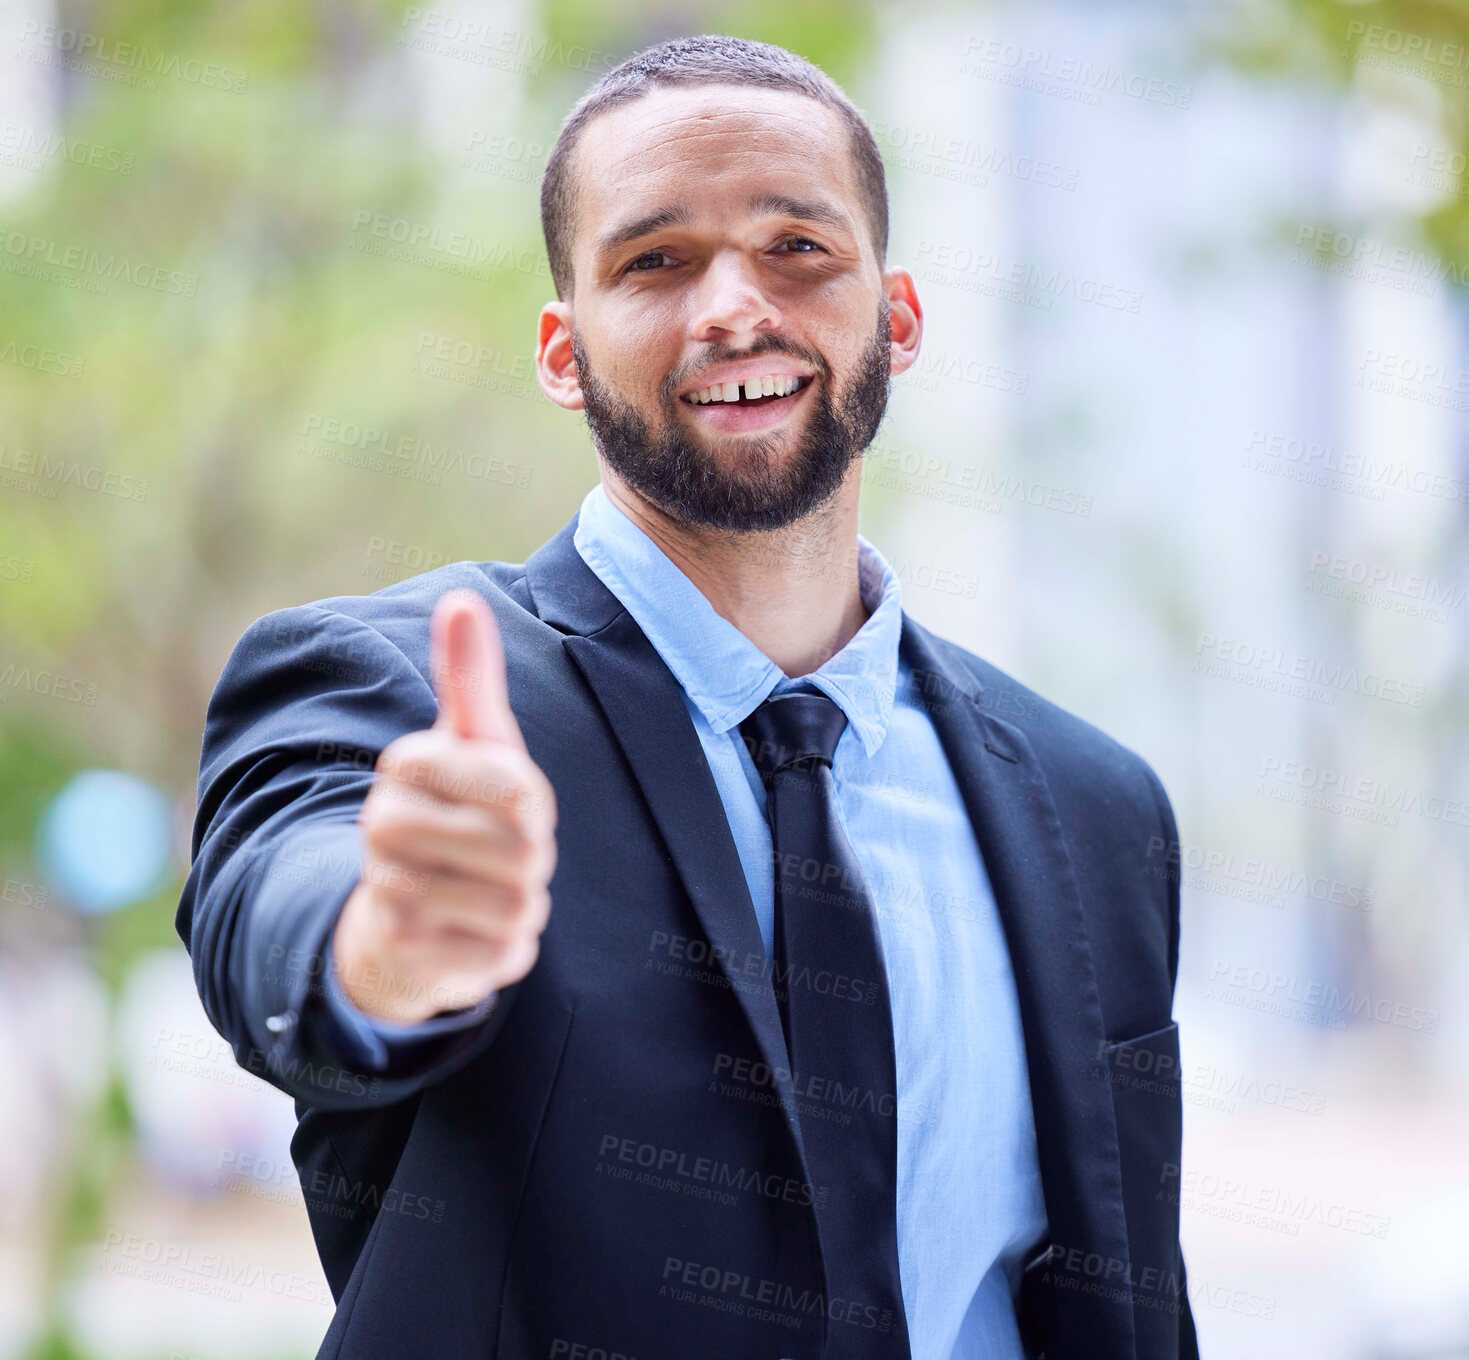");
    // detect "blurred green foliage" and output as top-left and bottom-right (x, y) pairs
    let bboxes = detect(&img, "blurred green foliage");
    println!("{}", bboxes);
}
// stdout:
(1215, 0), (1469, 267)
